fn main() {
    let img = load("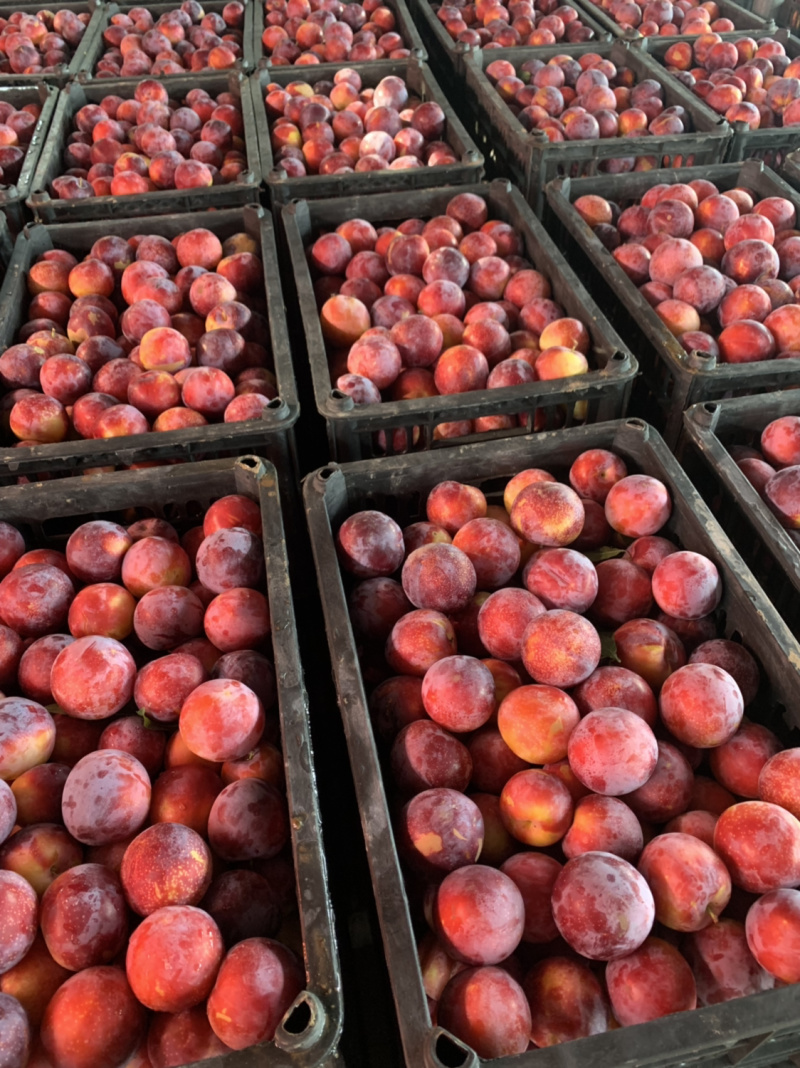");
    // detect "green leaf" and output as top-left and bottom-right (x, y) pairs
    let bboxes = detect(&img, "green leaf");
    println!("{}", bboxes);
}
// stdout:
(585, 546), (626, 563)
(600, 632), (620, 663)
